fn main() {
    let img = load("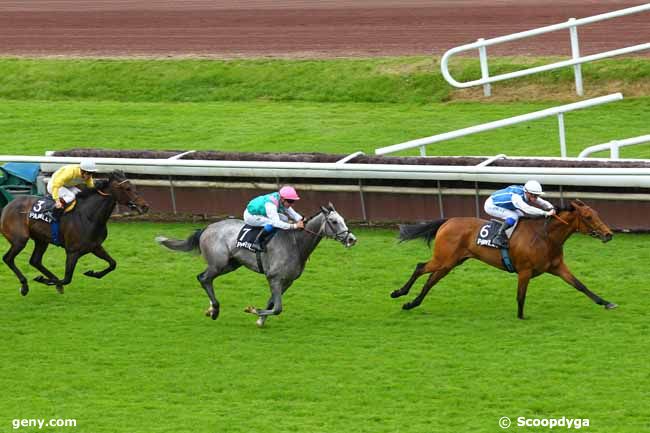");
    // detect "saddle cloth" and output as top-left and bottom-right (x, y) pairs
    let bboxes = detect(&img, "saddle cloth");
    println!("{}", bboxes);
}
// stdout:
(236, 225), (264, 252)
(476, 220), (515, 249)
(28, 197), (76, 224)
(28, 197), (56, 224)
